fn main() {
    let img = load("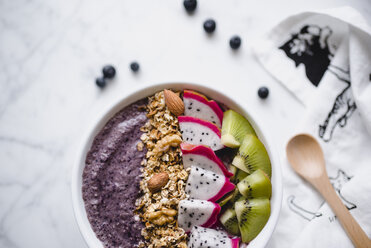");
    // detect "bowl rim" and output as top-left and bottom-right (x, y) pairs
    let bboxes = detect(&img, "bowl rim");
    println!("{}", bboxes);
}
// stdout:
(71, 82), (282, 248)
